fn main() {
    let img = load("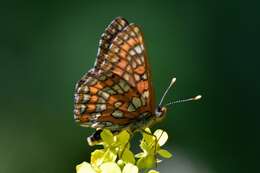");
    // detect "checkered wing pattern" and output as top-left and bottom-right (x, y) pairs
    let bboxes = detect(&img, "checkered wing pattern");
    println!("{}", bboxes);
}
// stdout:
(94, 17), (129, 69)
(74, 17), (155, 131)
